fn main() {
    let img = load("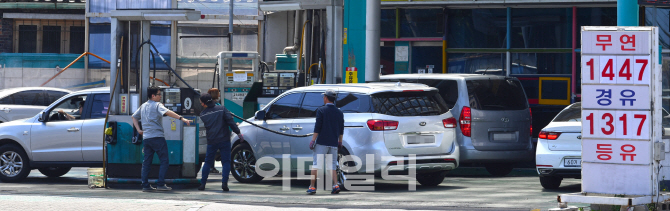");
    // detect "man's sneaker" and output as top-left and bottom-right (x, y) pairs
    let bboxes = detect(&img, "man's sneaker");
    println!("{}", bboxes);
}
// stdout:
(198, 183), (206, 191)
(210, 167), (220, 174)
(306, 187), (316, 195)
(331, 185), (341, 194)
(142, 186), (156, 192)
(222, 184), (229, 192)
(156, 185), (172, 191)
